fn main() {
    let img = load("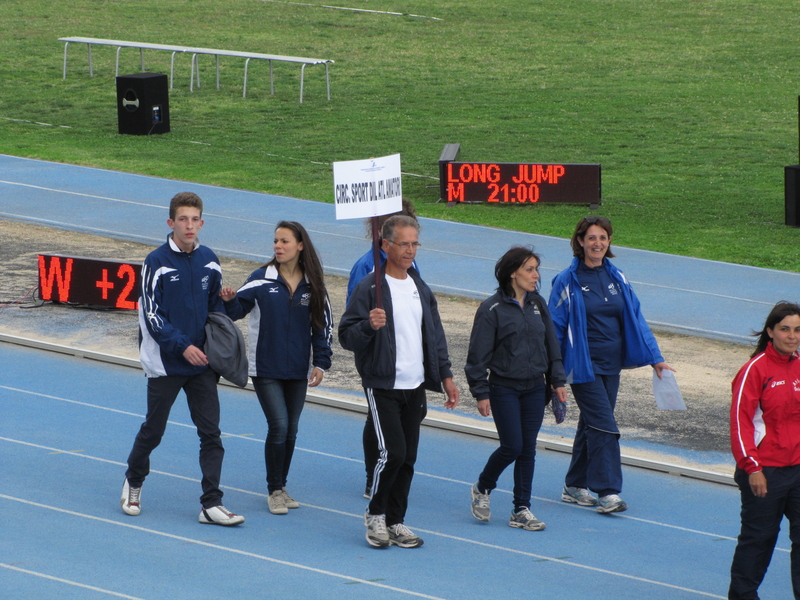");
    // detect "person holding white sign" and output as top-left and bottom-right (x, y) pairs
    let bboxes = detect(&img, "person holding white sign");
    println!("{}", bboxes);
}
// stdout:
(346, 198), (420, 499)
(339, 215), (459, 549)
(346, 199), (420, 303)
(548, 216), (674, 514)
